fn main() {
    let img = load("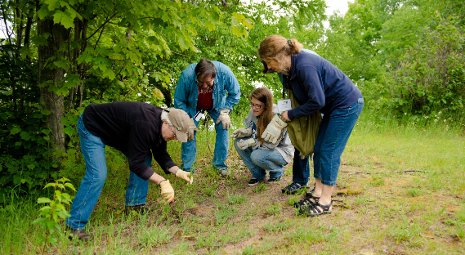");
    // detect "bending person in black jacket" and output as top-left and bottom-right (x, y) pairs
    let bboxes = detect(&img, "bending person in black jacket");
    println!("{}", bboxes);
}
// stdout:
(66, 102), (196, 240)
